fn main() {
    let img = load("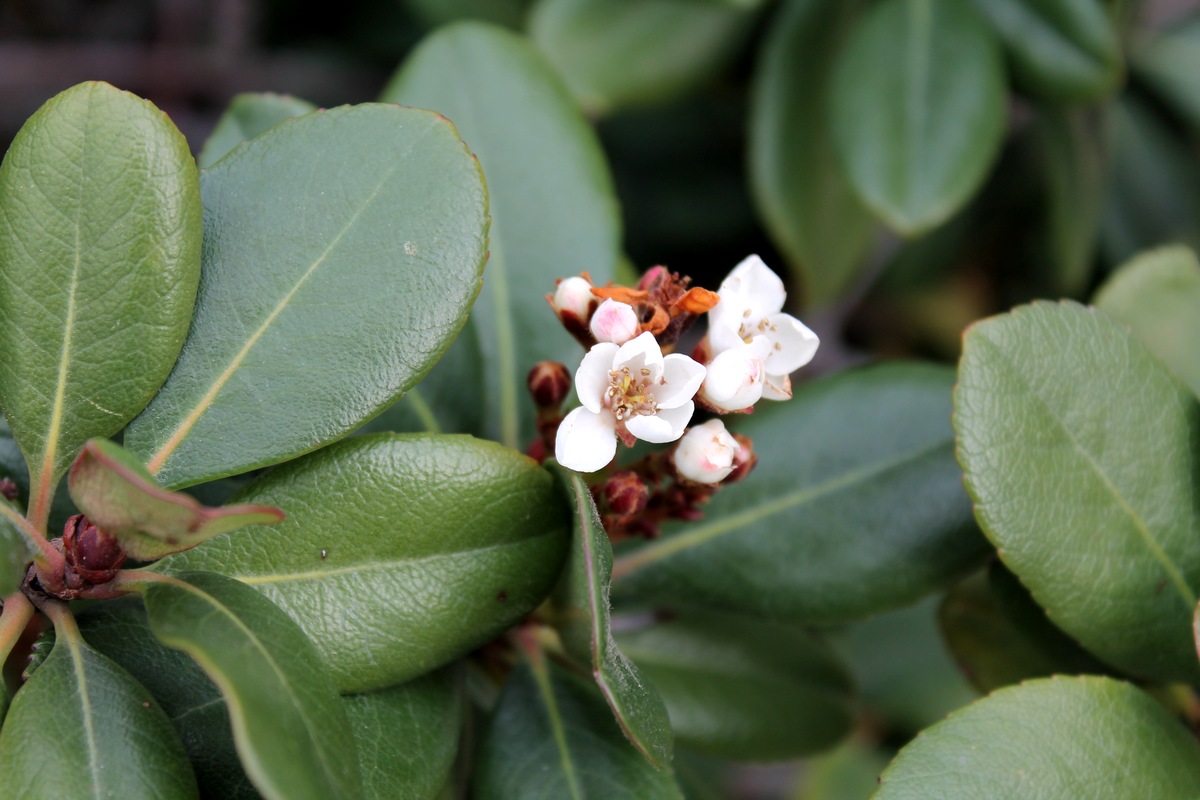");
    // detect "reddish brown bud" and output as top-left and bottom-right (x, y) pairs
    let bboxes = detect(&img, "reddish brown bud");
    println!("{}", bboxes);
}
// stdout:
(0, 477), (18, 502)
(528, 361), (571, 410)
(723, 434), (758, 484)
(62, 514), (125, 585)
(602, 471), (649, 519)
